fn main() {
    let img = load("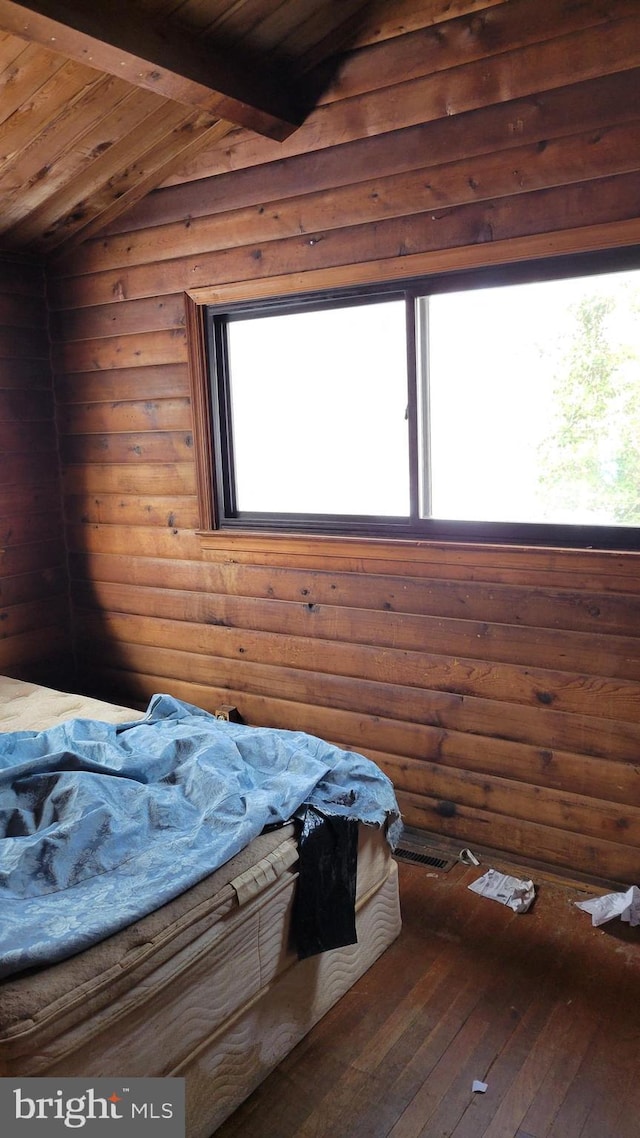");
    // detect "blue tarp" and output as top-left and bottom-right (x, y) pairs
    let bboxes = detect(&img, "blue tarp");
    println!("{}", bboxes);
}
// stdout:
(0, 694), (400, 979)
